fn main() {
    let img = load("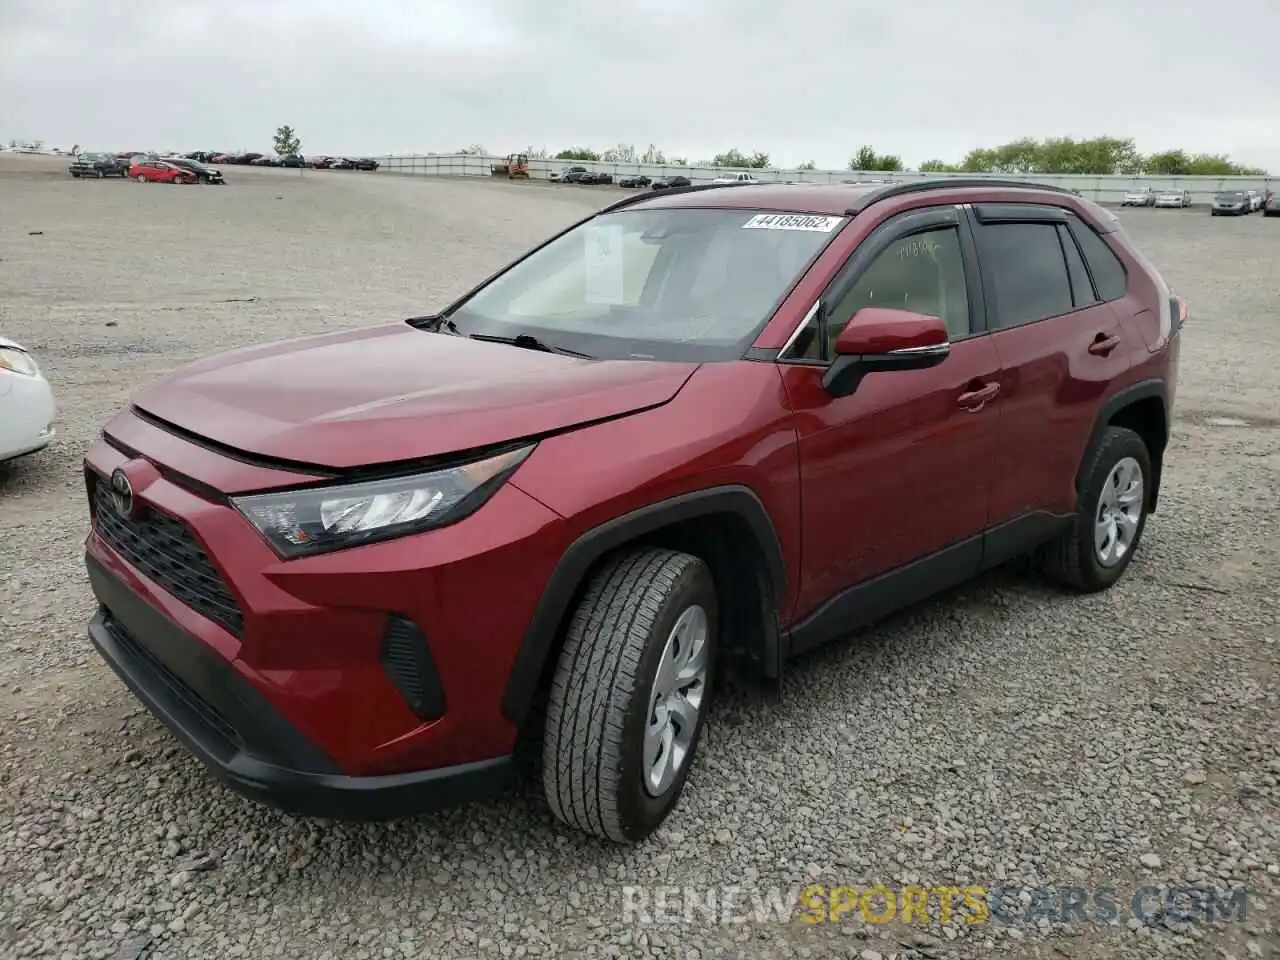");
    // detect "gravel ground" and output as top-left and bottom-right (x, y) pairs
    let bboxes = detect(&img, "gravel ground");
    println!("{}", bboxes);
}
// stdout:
(0, 154), (1276, 960)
